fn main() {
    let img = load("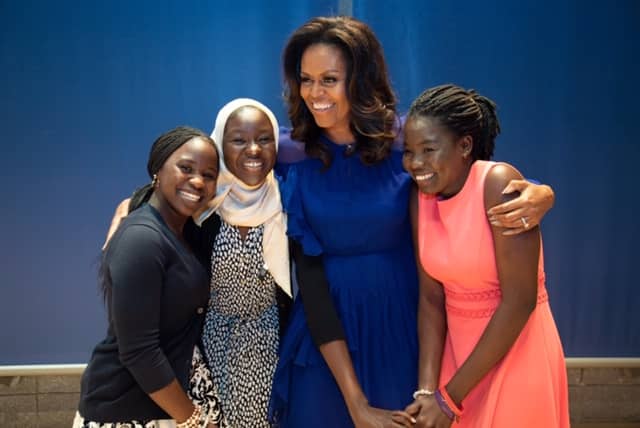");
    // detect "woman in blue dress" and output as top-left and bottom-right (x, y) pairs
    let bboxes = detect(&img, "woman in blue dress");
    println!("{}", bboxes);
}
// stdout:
(269, 16), (555, 428)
